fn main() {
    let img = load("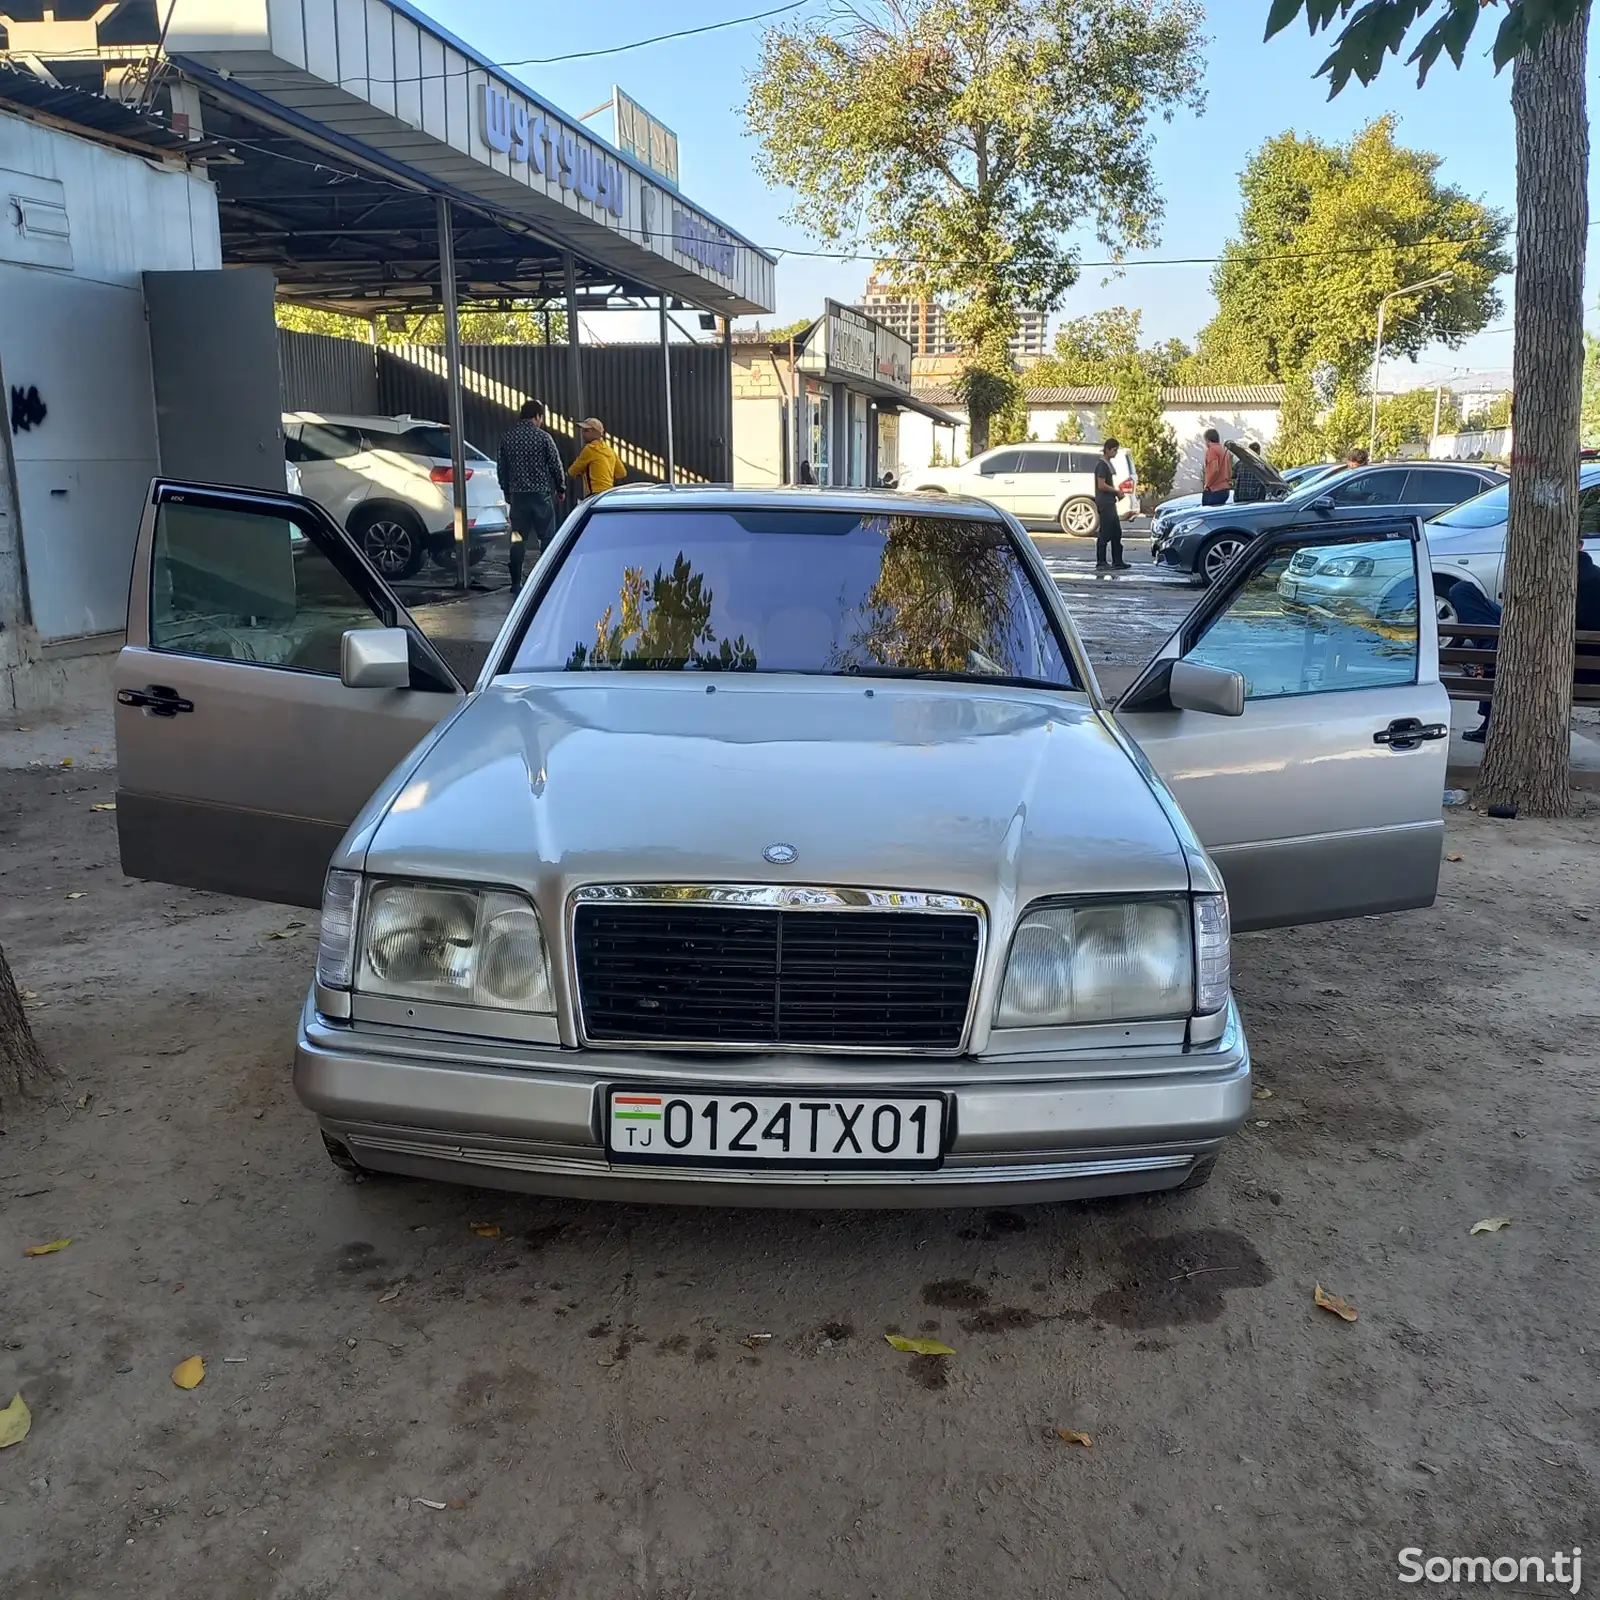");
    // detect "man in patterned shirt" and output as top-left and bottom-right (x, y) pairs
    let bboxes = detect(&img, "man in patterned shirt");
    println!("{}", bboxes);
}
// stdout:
(496, 400), (566, 590)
